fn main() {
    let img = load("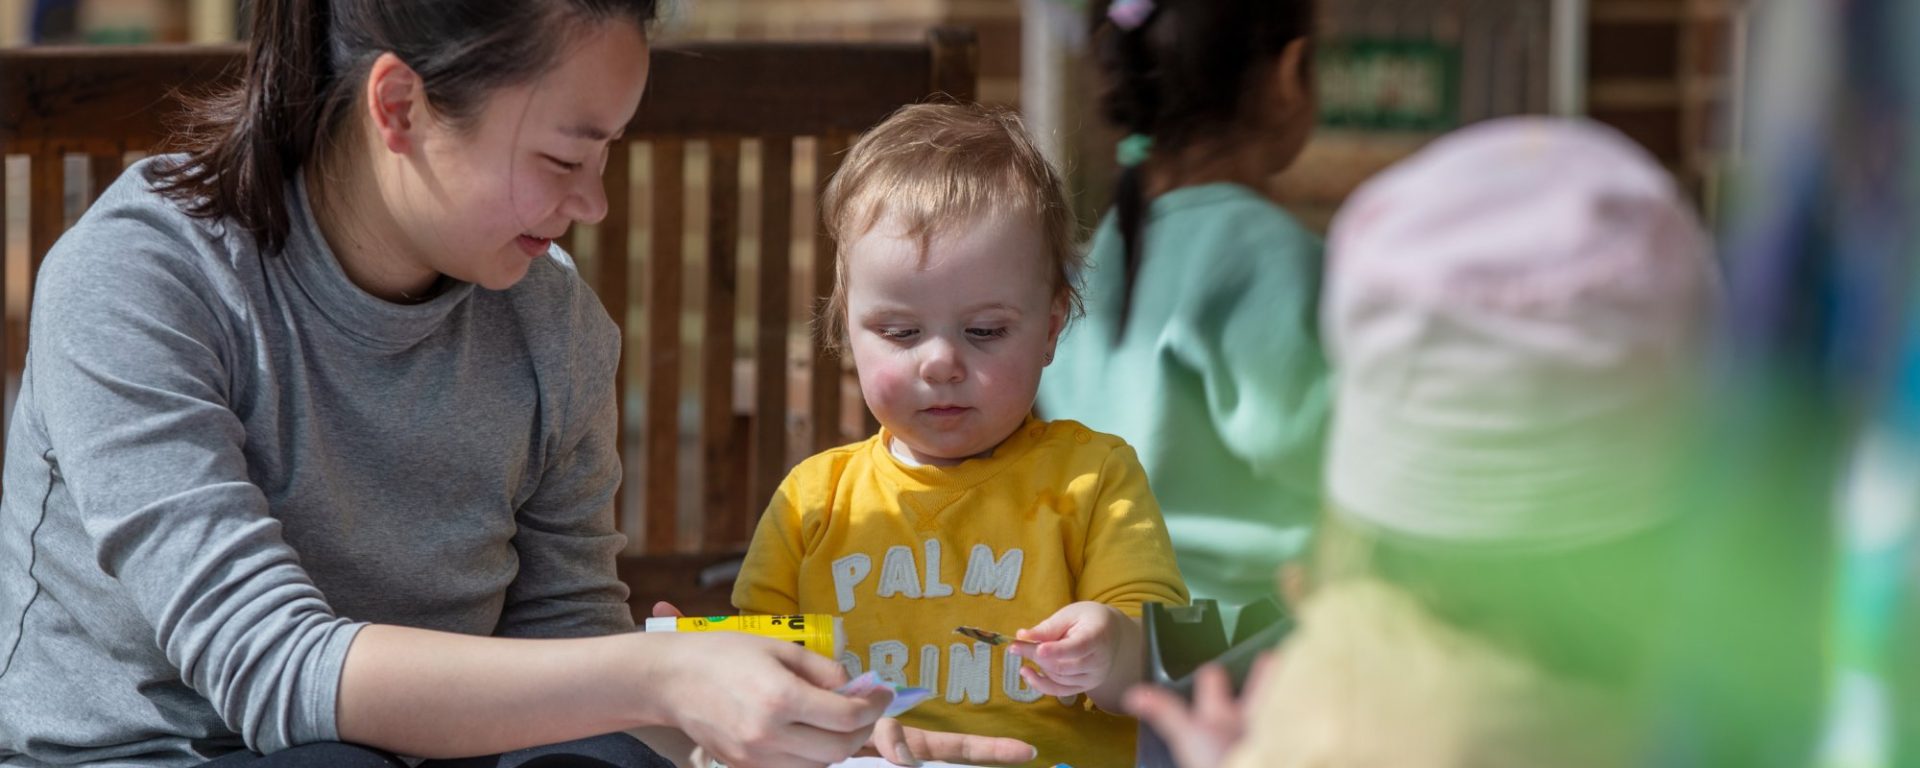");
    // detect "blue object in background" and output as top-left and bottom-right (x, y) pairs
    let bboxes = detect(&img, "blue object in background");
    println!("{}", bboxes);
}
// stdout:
(29, 0), (79, 44)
